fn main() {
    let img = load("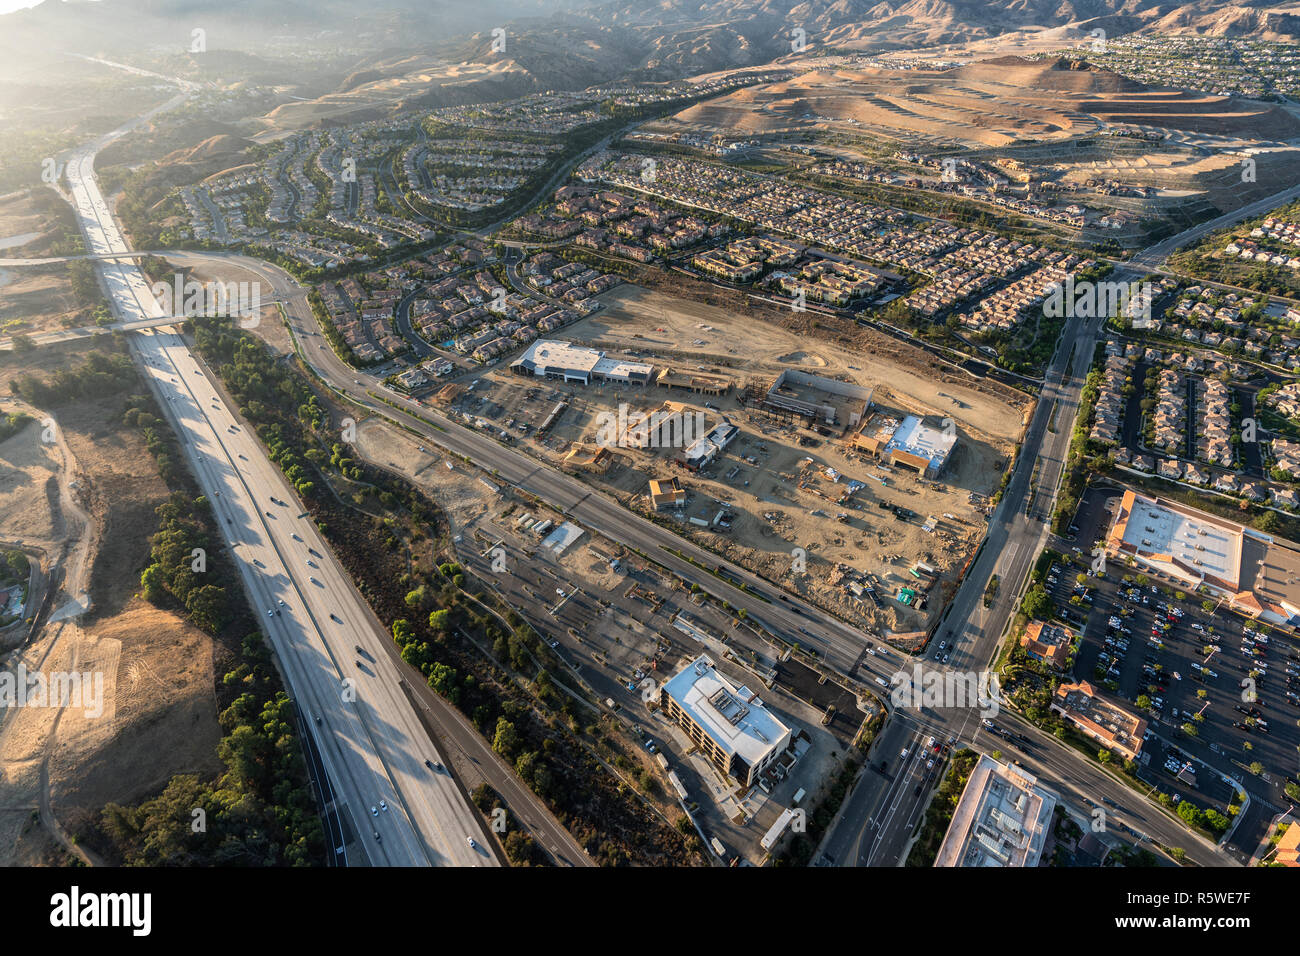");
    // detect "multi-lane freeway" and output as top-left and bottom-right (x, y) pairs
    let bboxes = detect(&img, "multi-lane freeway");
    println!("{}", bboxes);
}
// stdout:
(60, 114), (496, 866)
